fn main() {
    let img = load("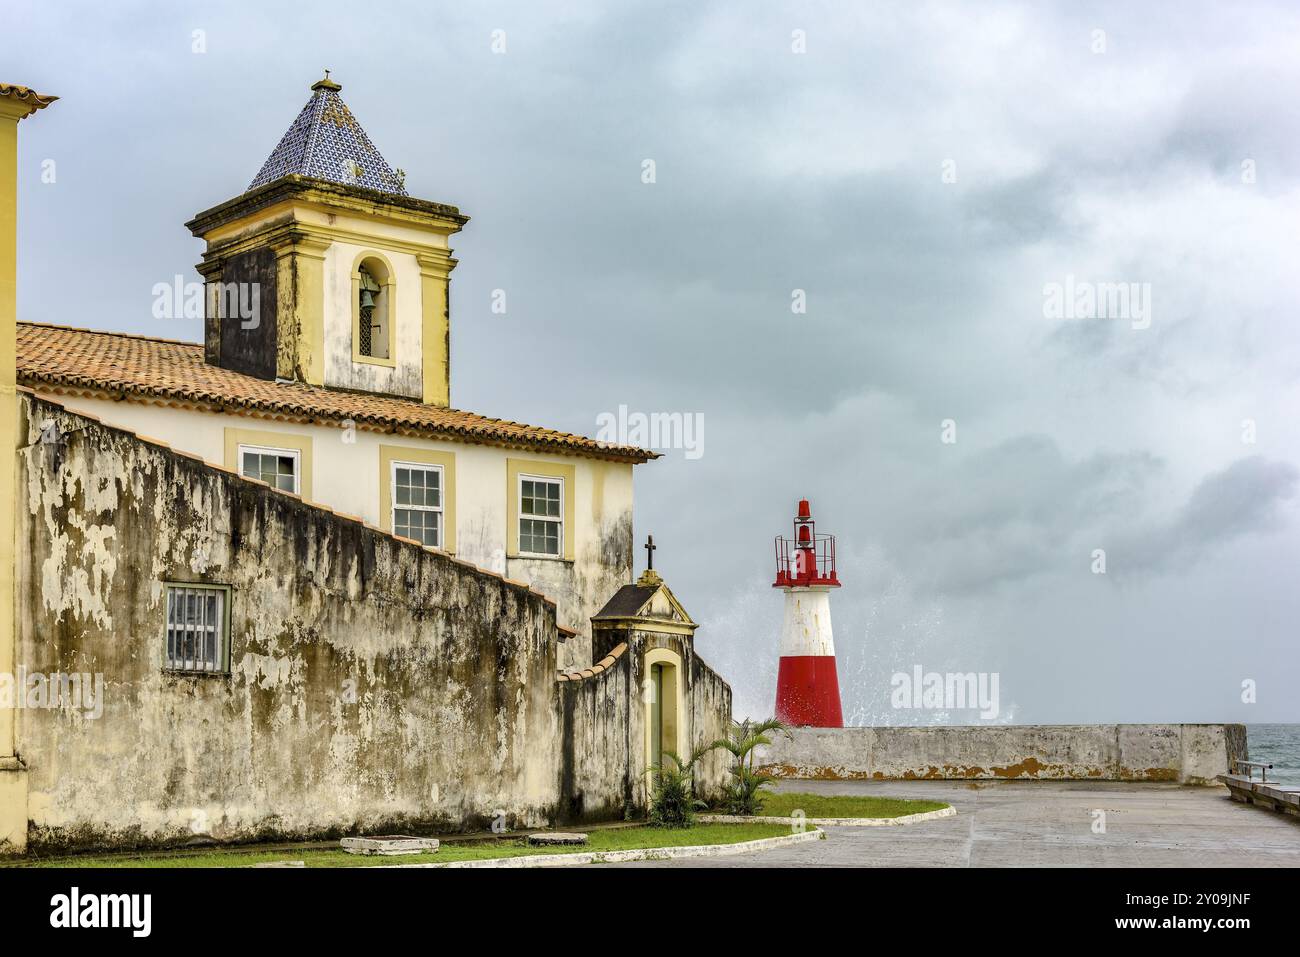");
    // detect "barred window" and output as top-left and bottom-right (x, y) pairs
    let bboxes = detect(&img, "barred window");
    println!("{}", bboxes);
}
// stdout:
(355, 258), (391, 361)
(165, 584), (230, 674)
(519, 476), (562, 557)
(392, 462), (442, 547)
